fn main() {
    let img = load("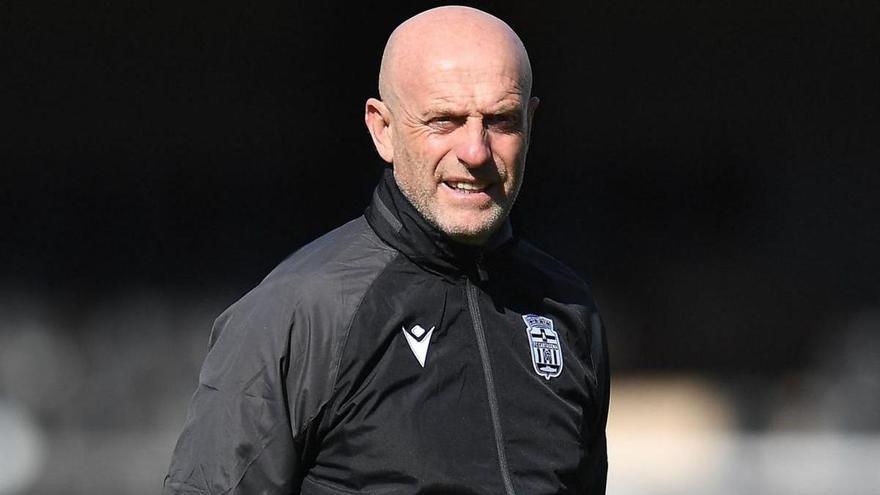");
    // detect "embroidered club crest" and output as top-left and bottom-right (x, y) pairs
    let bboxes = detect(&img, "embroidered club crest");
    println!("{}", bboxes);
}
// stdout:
(522, 314), (563, 380)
